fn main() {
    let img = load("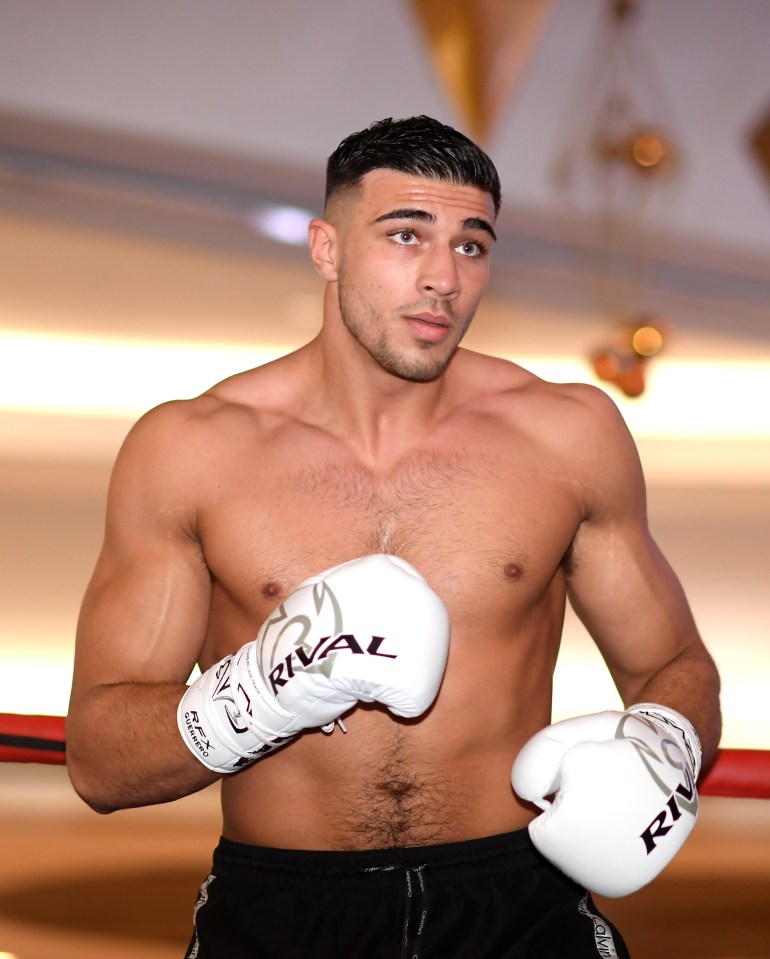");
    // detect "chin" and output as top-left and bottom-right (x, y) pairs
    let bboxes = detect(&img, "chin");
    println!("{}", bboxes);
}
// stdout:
(381, 351), (455, 383)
